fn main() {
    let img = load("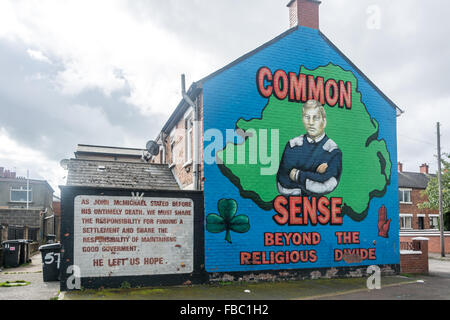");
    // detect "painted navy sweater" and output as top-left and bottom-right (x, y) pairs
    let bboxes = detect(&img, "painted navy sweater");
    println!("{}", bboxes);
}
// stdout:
(276, 134), (342, 197)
